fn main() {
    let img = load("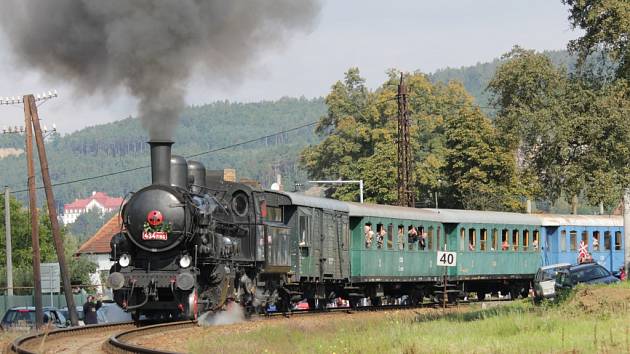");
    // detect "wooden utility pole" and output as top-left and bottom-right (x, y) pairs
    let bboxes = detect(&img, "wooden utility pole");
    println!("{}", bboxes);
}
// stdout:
(27, 95), (79, 326)
(4, 186), (13, 296)
(23, 95), (44, 329)
(397, 73), (414, 207)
